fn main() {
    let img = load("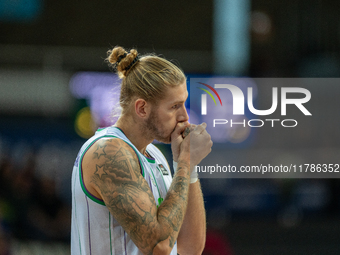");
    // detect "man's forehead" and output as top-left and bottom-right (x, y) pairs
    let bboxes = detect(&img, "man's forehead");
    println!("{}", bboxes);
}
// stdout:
(165, 83), (188, 103)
